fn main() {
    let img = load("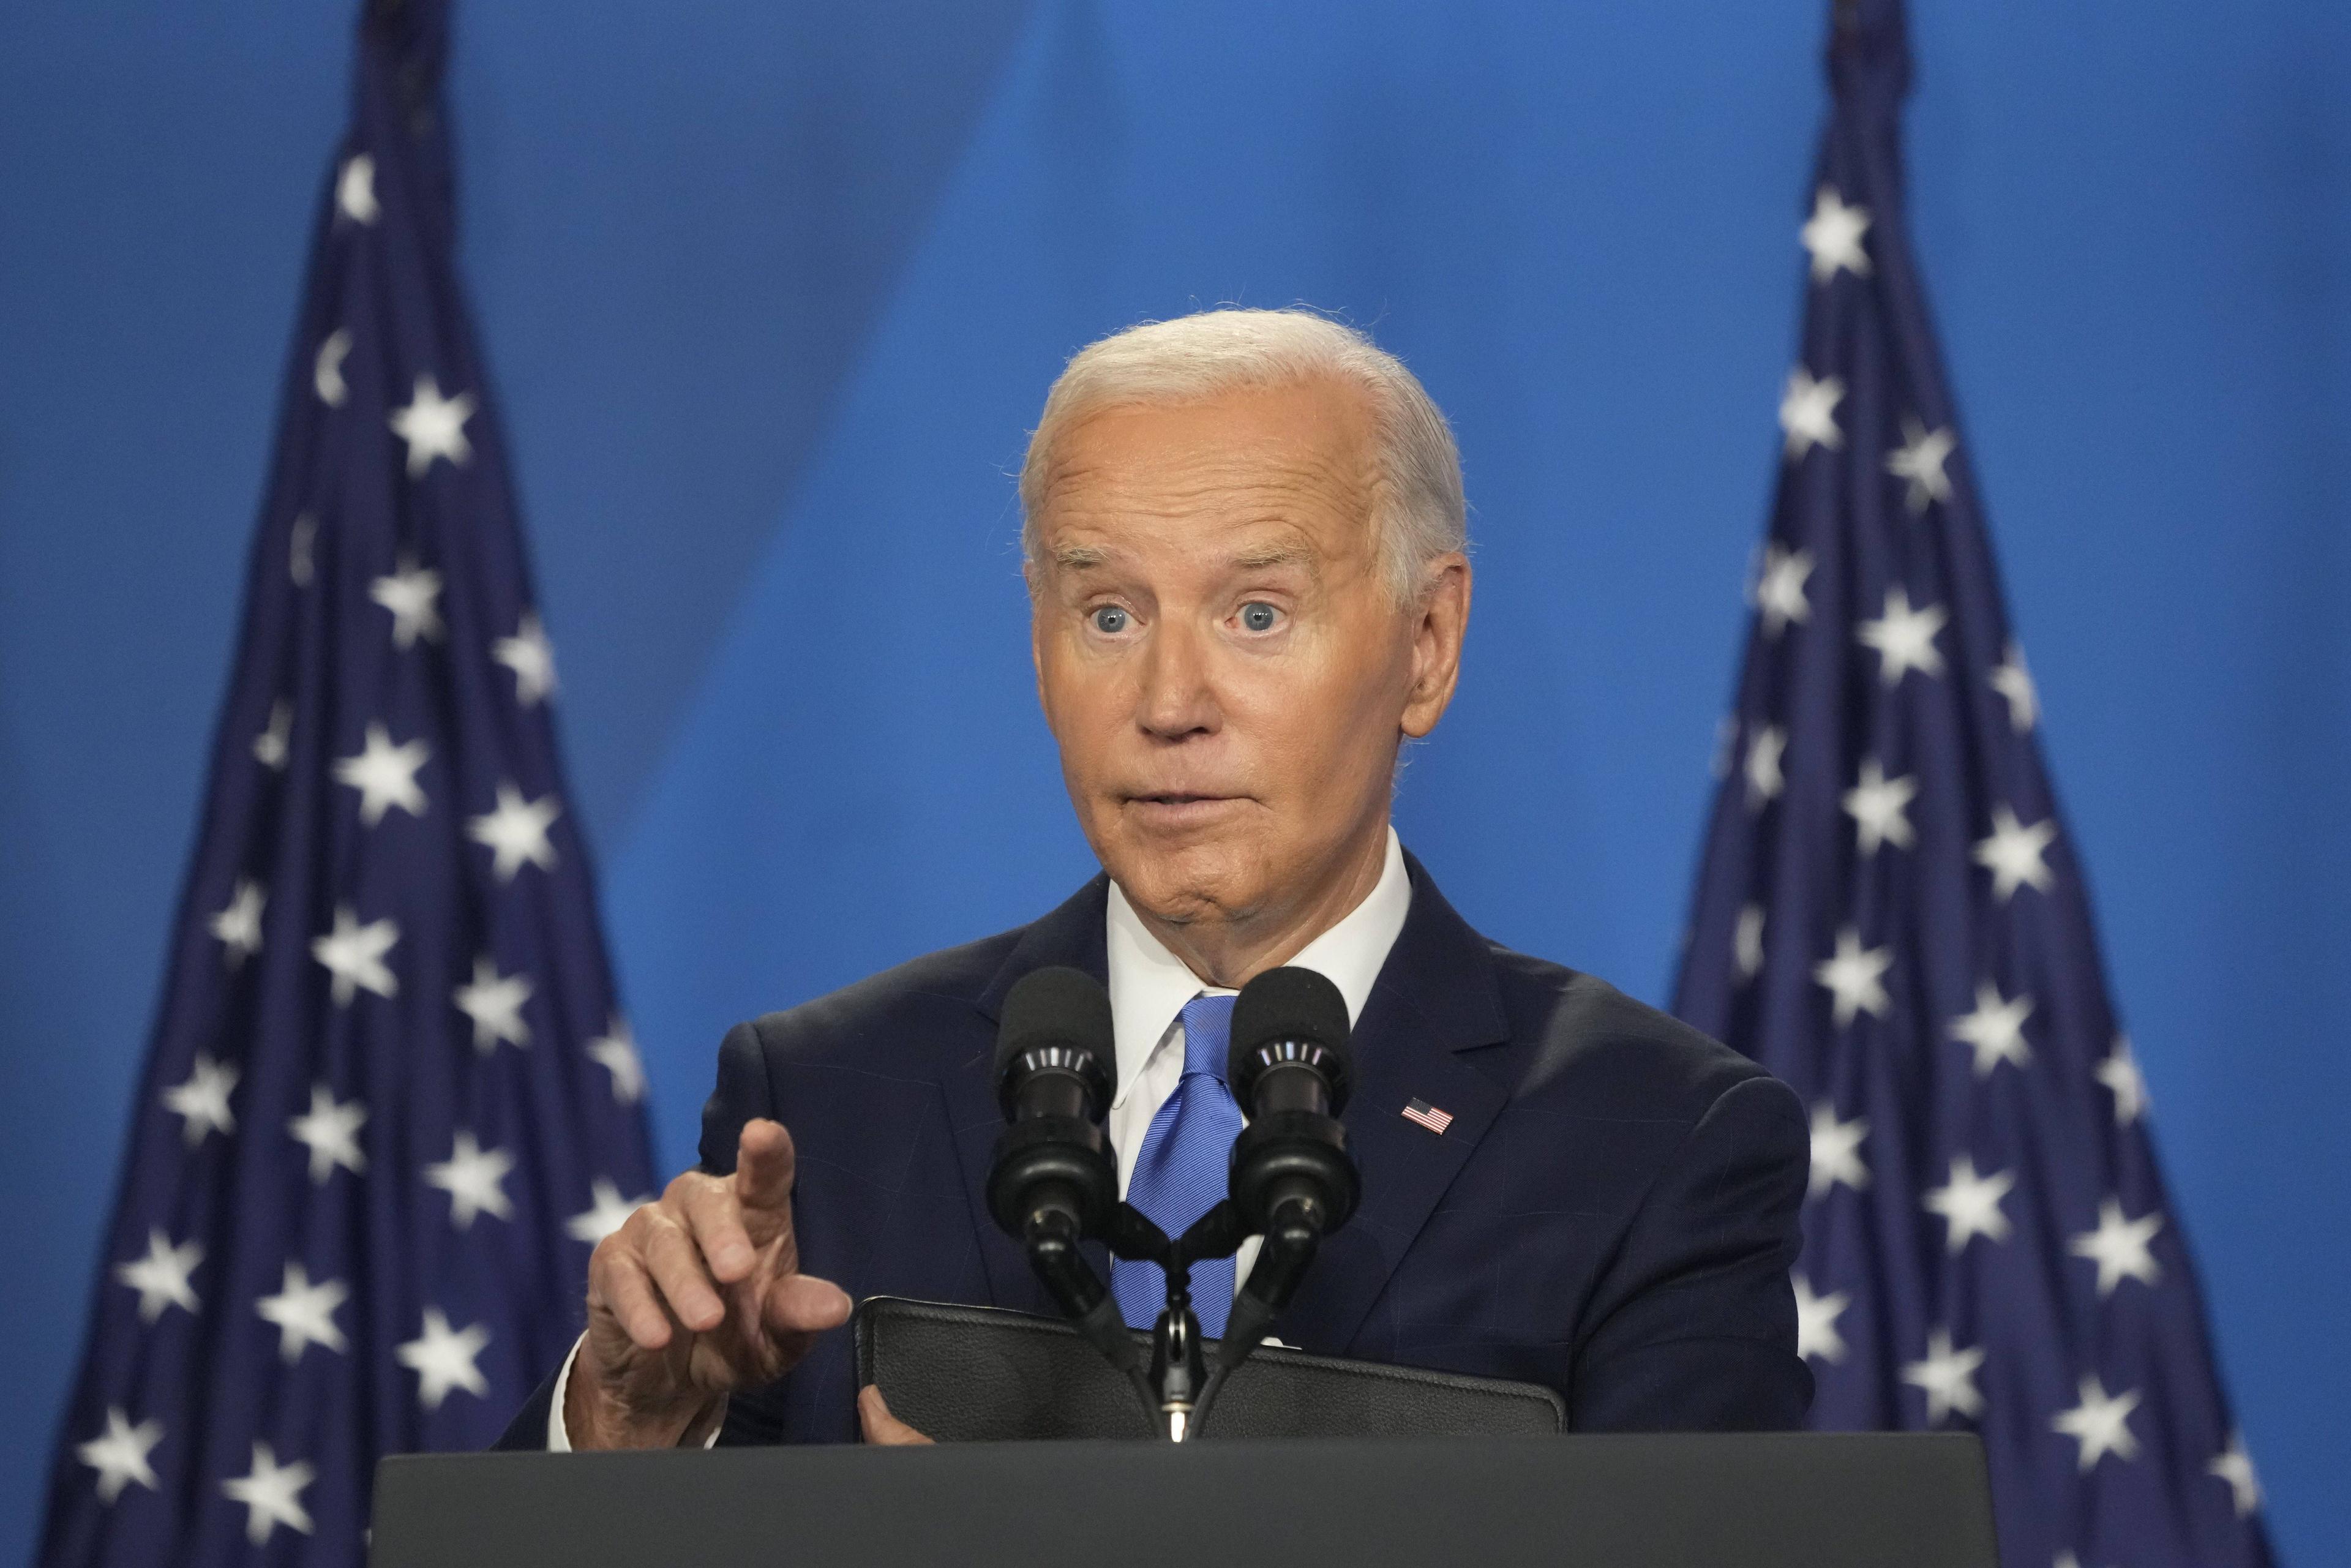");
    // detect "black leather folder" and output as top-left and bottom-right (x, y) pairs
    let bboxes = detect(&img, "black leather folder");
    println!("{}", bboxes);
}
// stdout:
(853, 1295), (1565, 1440)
